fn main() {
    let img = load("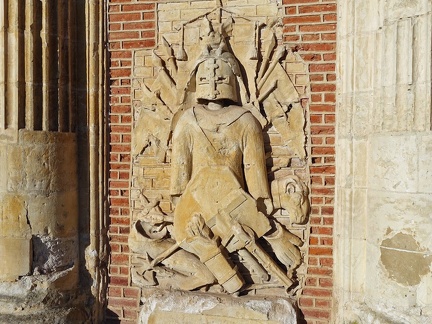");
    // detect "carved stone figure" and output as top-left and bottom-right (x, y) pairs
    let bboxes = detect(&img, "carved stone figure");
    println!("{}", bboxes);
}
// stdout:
(129, 195), (215, 291)
(130, 4), (310, 296)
